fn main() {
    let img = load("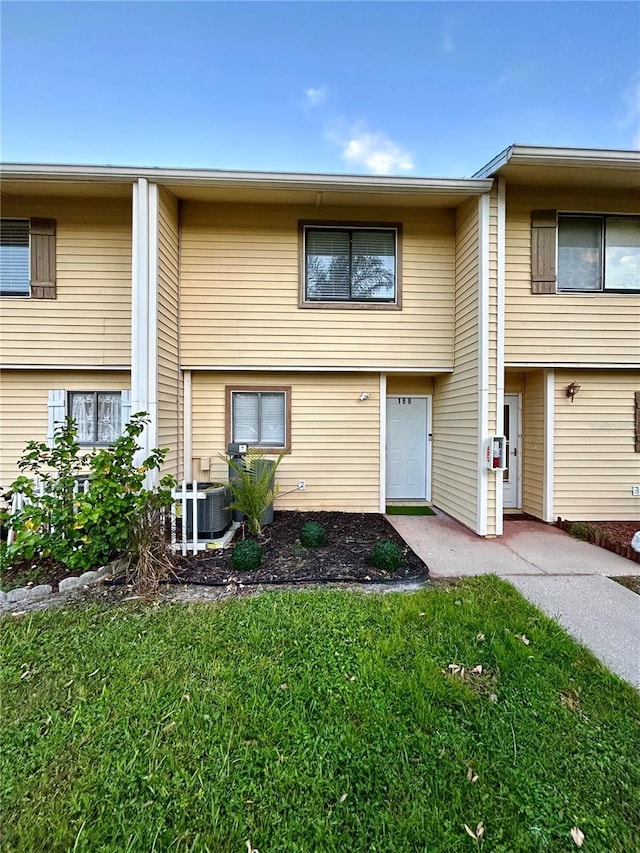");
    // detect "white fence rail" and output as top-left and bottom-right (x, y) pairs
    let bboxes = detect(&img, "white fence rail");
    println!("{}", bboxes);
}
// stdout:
(170, 480), (238, 556)
(6, 478), (90, 546)
(5, 478), (235, 556)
